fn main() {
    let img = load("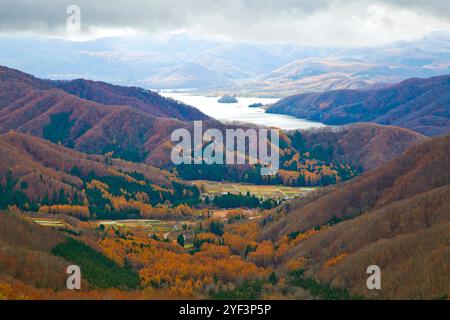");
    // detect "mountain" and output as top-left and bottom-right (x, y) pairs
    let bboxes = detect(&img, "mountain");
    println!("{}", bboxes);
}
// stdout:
(262, 134), (449, 239)
(0, 66), (428, 177)
(0, 213), (71, 297)
(1, 32), (449, 95)
(0, 65), (213, 163)
(53, 78), (209, 121)
(260, 135), (449, 299)
(0, 64), (208, 122)
(0, 212), (147, 298)
(193, 43), (295, 79)
(242, 58), (385, 96)
(246, 33), (450, 96)
(139, 62), (231, 90)
(290, 123), (427, 171)
(0, 132), (200, 217)
(267, 75), (450, 136)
